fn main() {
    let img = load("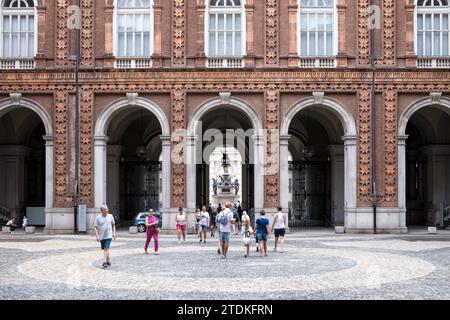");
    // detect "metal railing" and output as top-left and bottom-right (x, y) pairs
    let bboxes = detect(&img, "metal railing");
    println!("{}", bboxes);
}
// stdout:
(0, 205), (11, 223)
